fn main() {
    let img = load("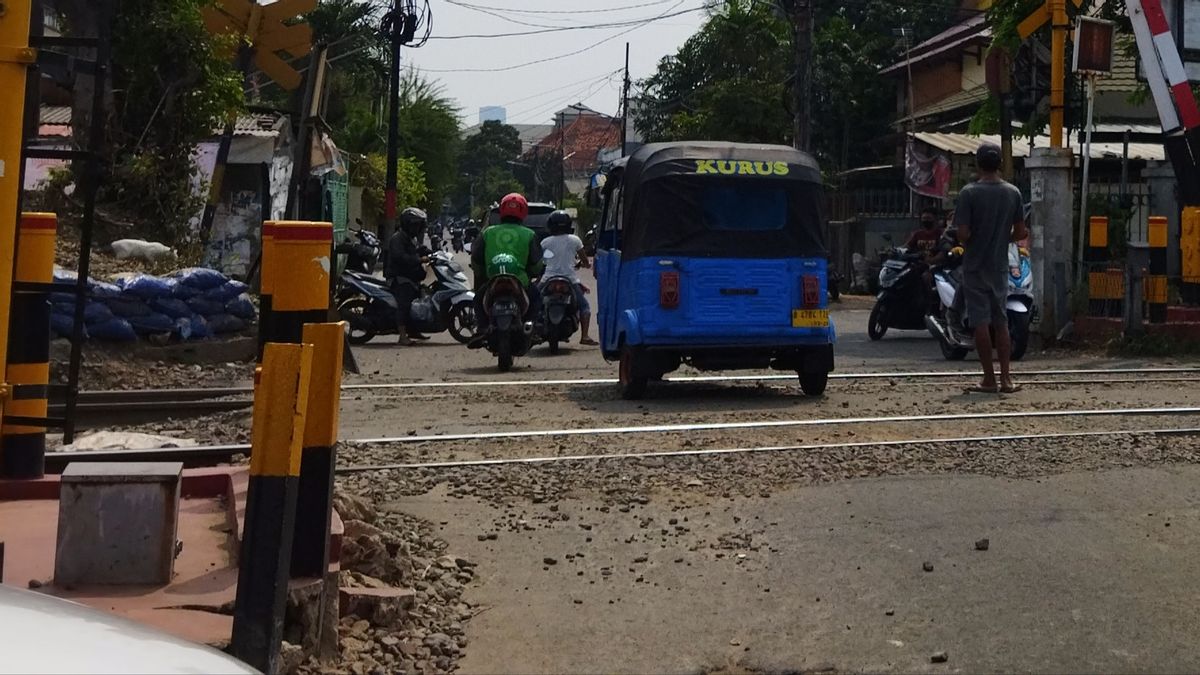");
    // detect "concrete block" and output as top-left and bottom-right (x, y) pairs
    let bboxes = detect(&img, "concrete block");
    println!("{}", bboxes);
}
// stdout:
(338, 585), (416, 626)
(54, 462), (183, 585)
